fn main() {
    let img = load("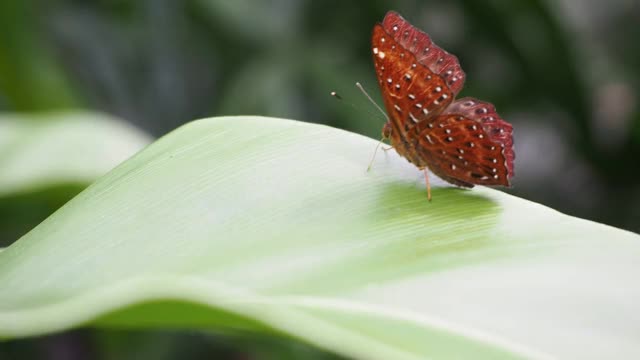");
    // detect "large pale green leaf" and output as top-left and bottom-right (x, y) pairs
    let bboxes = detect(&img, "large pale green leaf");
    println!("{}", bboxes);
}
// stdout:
(0, 116), (638, 359)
